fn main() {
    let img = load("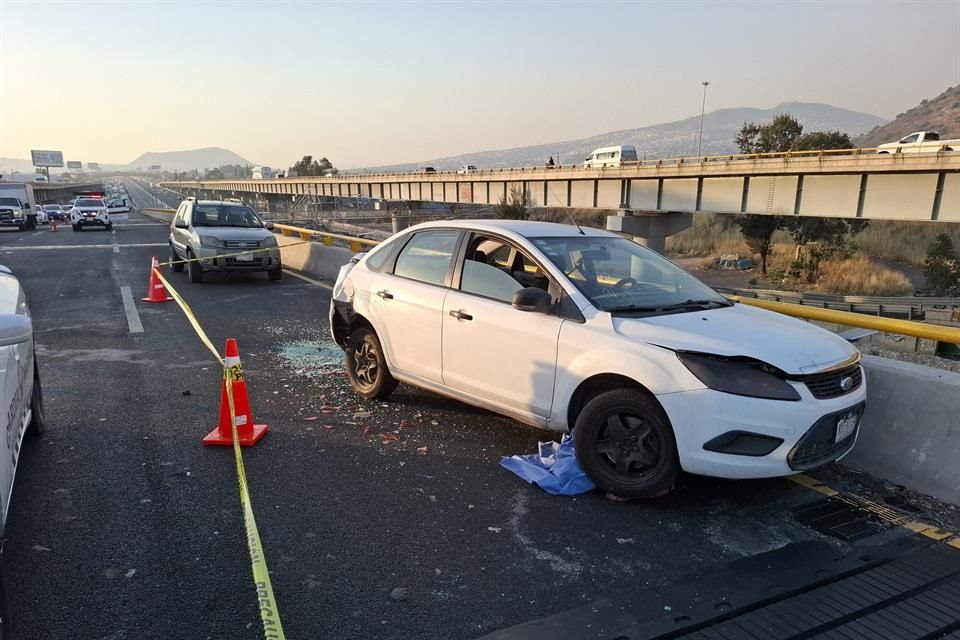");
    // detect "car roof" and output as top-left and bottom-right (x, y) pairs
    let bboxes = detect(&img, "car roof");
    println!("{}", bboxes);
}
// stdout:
(410, 218), (616, 239)
(195, 199), (249, 207)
